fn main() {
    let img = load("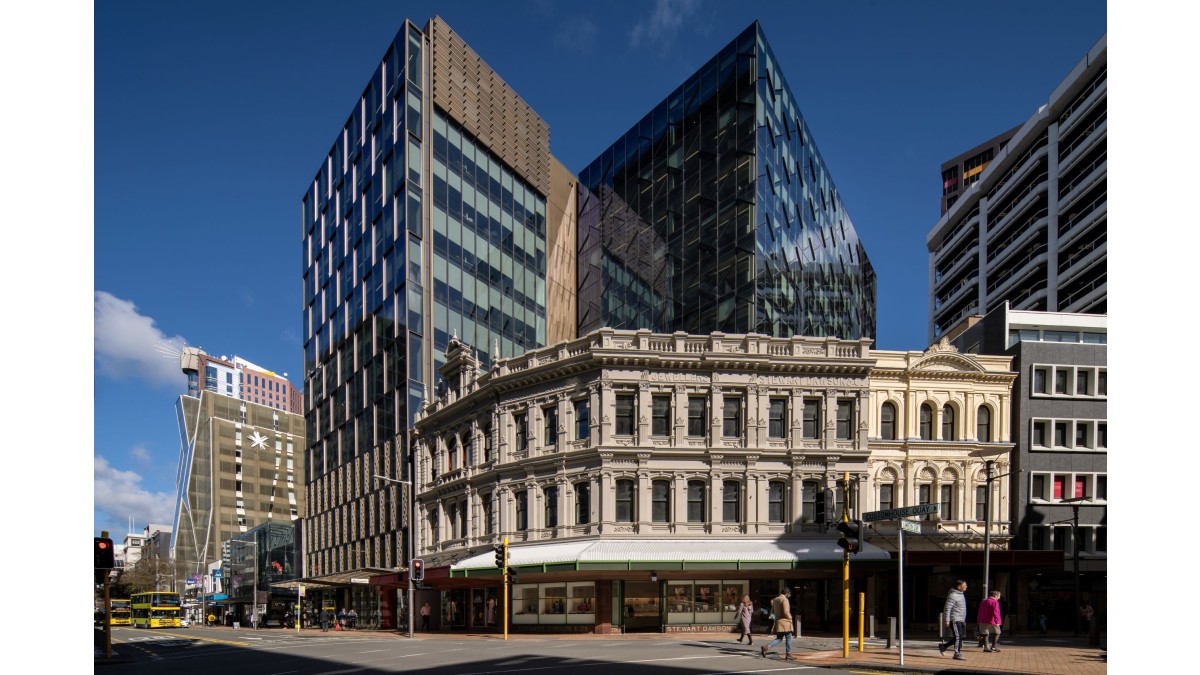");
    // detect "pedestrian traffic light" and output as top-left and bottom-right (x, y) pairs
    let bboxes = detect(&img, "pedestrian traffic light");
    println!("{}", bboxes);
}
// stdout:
(94, 536), (115, 569)
(836, 520), (864, 554)
(494, 543), (506, 569)
(411, 558), (424, 582)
